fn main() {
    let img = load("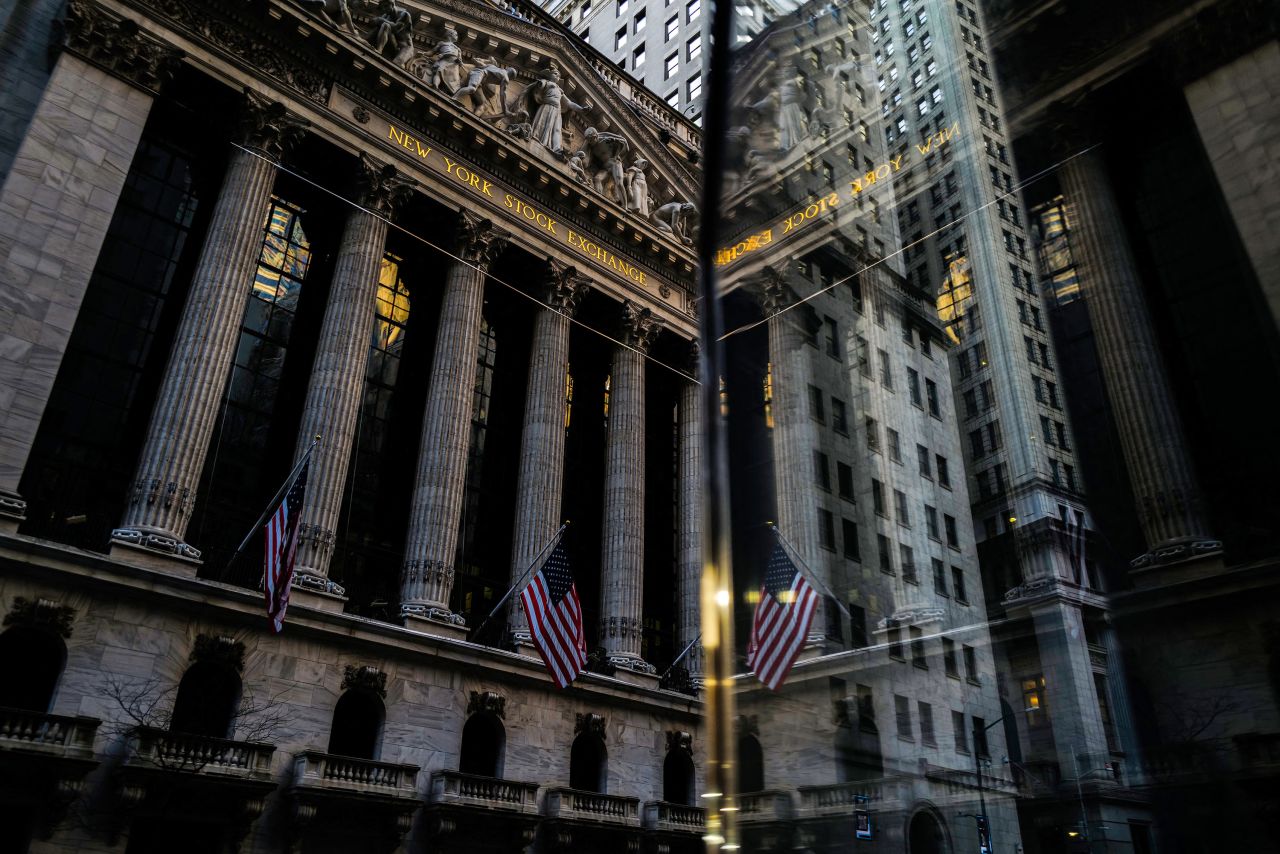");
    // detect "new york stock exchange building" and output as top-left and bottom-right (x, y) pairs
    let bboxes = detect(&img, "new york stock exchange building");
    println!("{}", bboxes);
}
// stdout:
(0, 0), (1029, 851)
